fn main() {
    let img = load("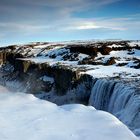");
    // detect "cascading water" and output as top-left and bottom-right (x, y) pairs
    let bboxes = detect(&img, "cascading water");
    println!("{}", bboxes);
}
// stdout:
(89, 79), (140, 137)
(89, 79), (116, 110)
